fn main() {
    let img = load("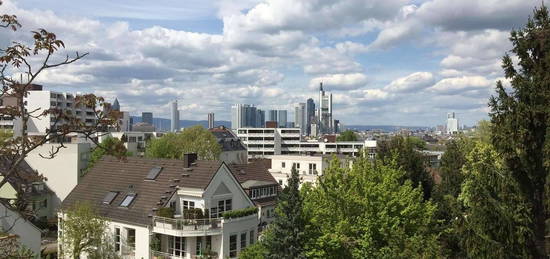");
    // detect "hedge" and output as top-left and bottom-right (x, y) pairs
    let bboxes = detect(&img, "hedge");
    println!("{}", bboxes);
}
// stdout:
(222, 207), (258, 219)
